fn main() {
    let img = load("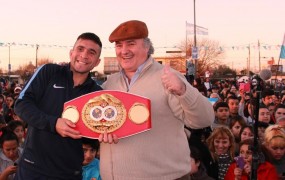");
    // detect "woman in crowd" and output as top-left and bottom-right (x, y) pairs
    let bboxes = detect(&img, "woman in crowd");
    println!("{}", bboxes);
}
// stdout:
(241, 99), (255, 125)
(206, 126), (235, 180)
(239, 125), (254, 142)
(262, 125), (285, 177)
(7, 120), (25, 148)
(229, 116), (247, 155)
(0, 95), (5, 125)
(0, 127), (22, 180)
(2, 95), (15, 124)
(225, 138), (278, 180)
